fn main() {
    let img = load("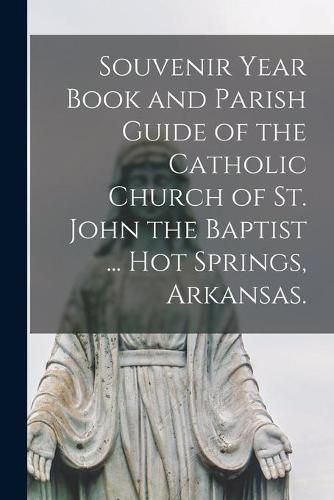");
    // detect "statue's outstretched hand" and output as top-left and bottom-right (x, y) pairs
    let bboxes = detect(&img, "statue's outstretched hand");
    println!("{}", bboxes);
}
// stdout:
(254, 423), (292, 480)
(27, 422), (57, 482)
